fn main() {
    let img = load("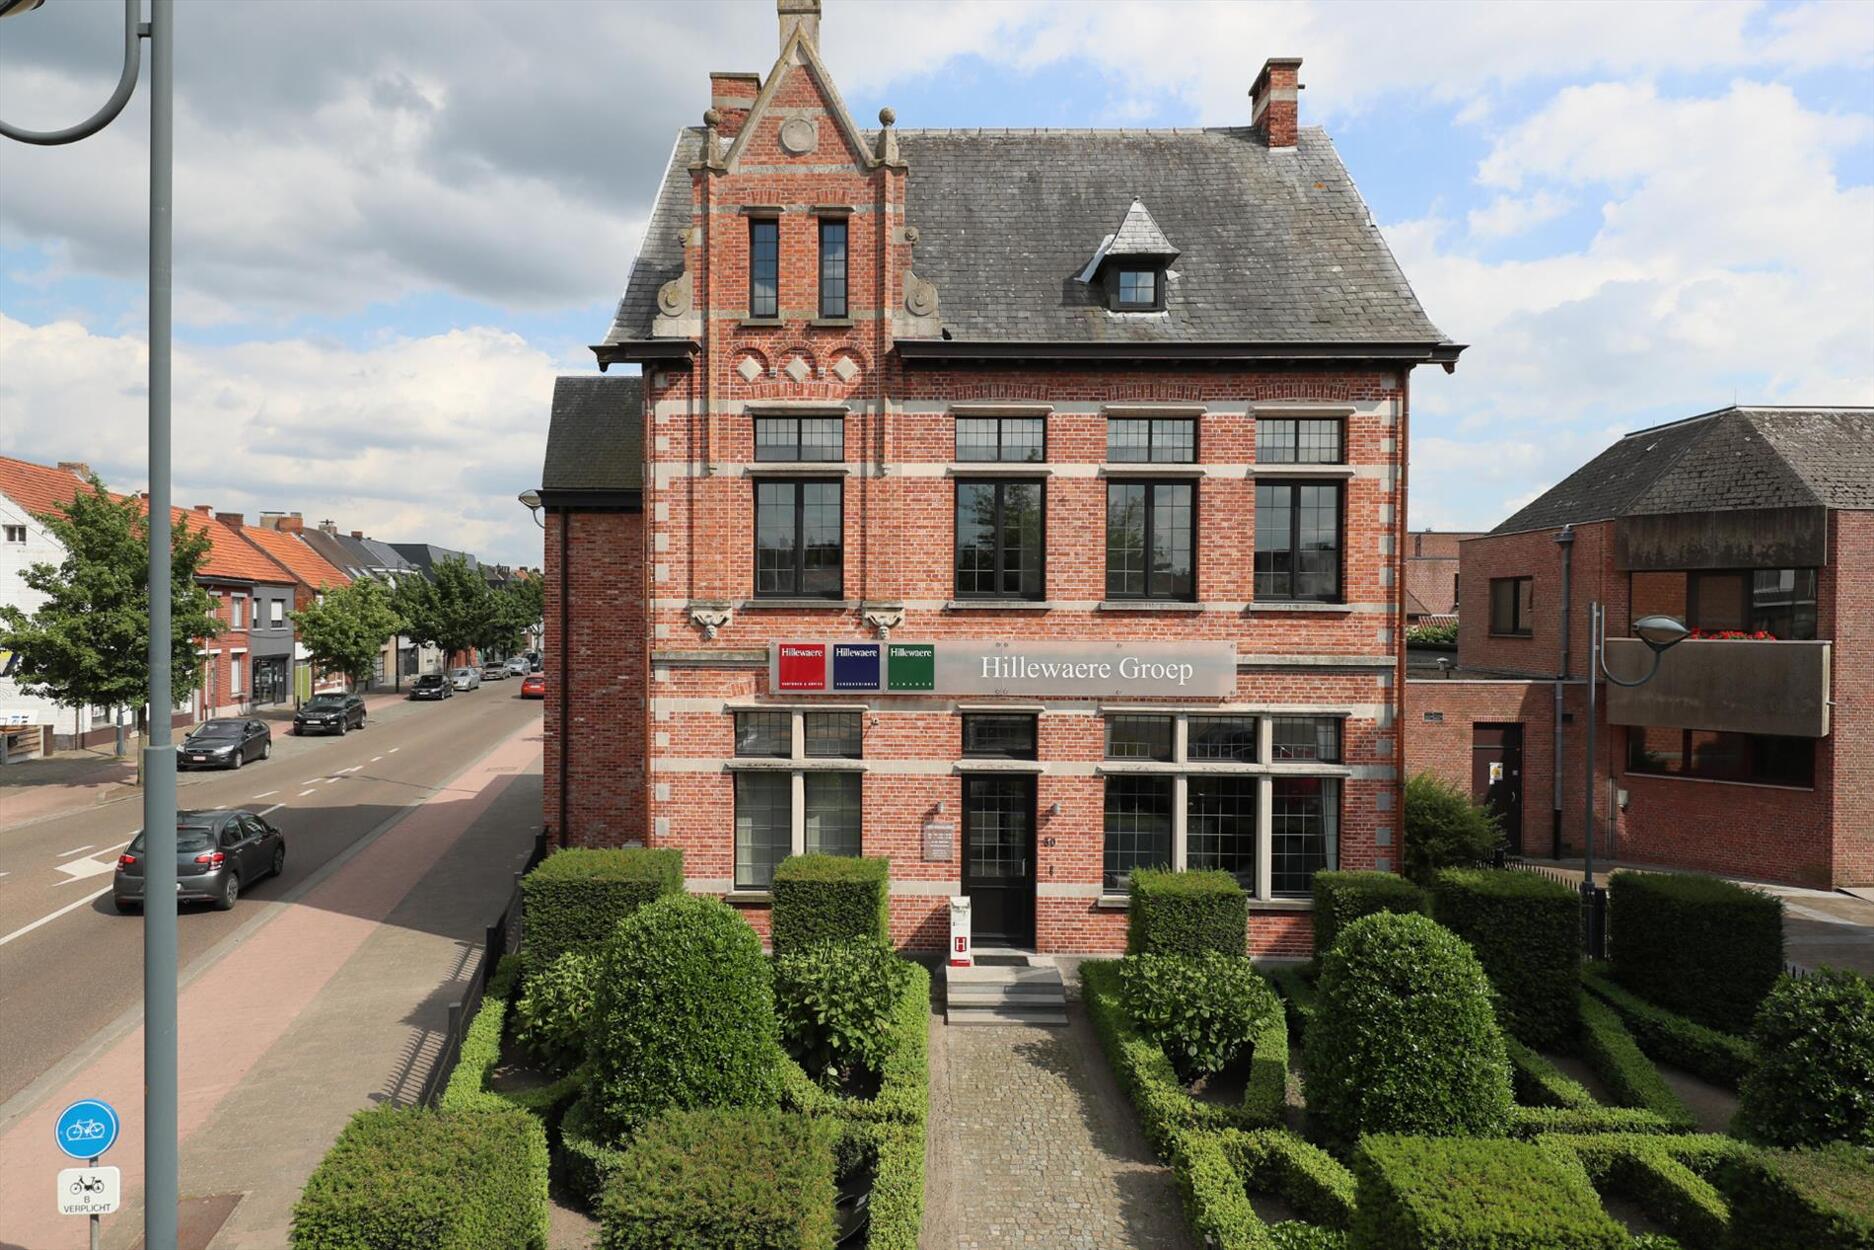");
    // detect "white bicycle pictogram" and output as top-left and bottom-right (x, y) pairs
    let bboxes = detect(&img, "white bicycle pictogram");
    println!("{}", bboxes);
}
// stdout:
(64, 1119), (108, 1143)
